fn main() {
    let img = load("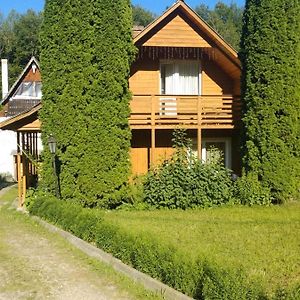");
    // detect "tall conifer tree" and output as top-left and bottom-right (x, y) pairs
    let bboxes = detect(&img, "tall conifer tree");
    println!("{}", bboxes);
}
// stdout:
(40, 0), (135, 207)
(240, 0), (300, 201)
